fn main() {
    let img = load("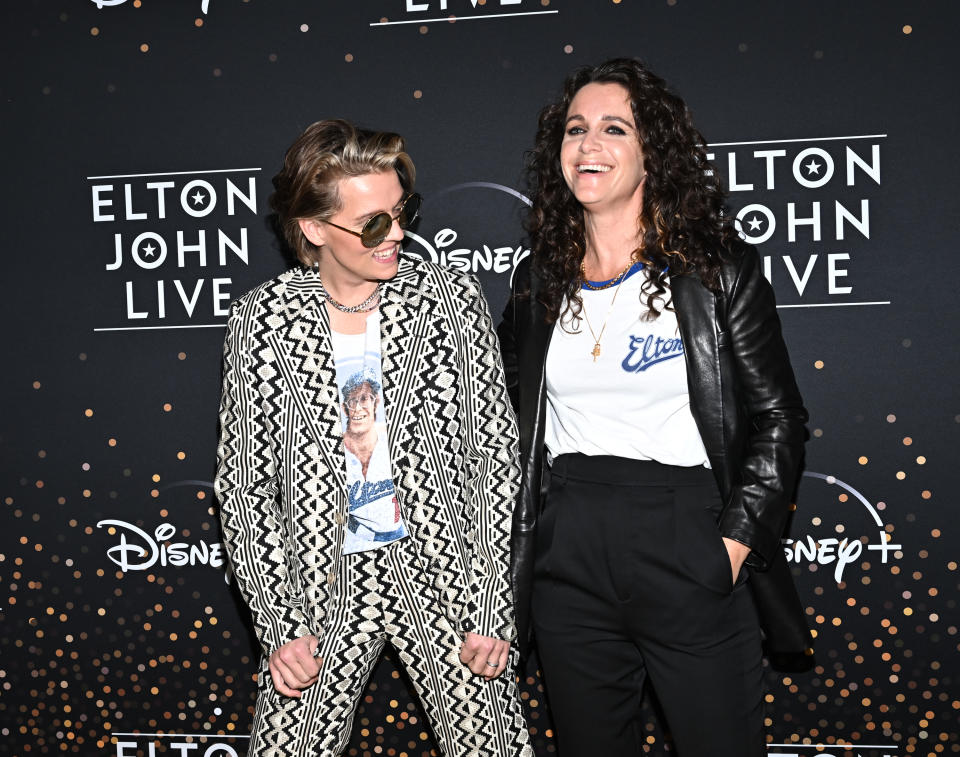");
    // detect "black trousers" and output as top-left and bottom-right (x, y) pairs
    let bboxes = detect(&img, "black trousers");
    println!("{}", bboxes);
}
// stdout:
(532, 454), (765, 757)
